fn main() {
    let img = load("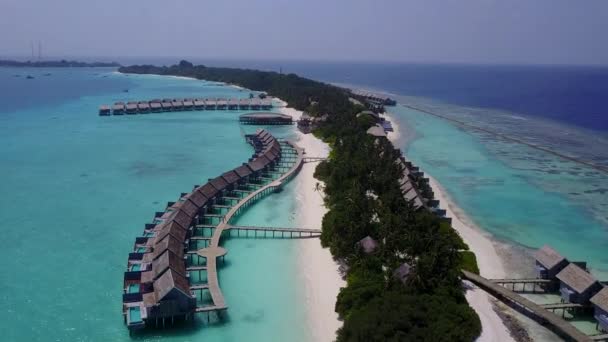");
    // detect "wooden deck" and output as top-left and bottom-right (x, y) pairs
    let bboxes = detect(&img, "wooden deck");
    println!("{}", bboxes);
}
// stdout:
(226, 225), (321, 238)
(462, 270), (593, 342)
(195, 141), (304, 314)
